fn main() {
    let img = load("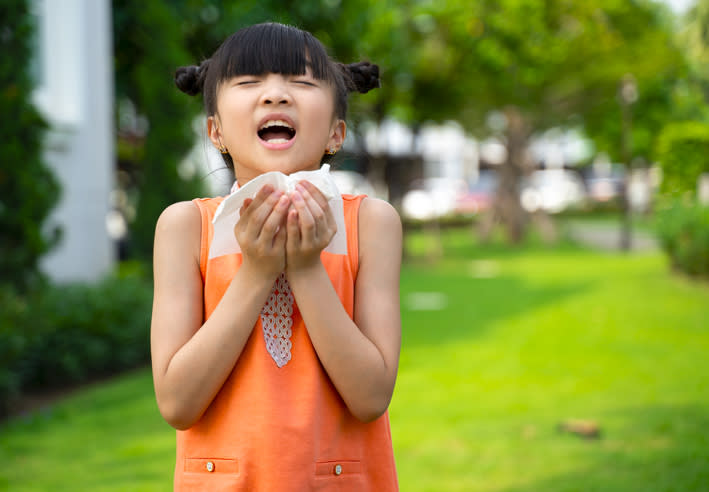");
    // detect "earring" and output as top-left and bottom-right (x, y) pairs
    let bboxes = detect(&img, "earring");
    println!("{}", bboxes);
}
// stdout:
(218, 143), (228, 154)
(325, 148), (337, 155)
